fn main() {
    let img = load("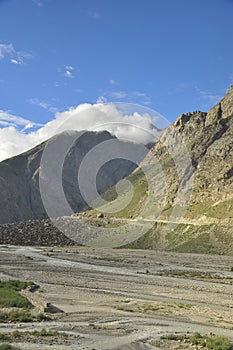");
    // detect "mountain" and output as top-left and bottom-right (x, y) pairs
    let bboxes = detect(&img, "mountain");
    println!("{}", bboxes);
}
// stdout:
(0, 130), (148, 224)
(0, 87), (232, 254)
(80, 86), (233, 254)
